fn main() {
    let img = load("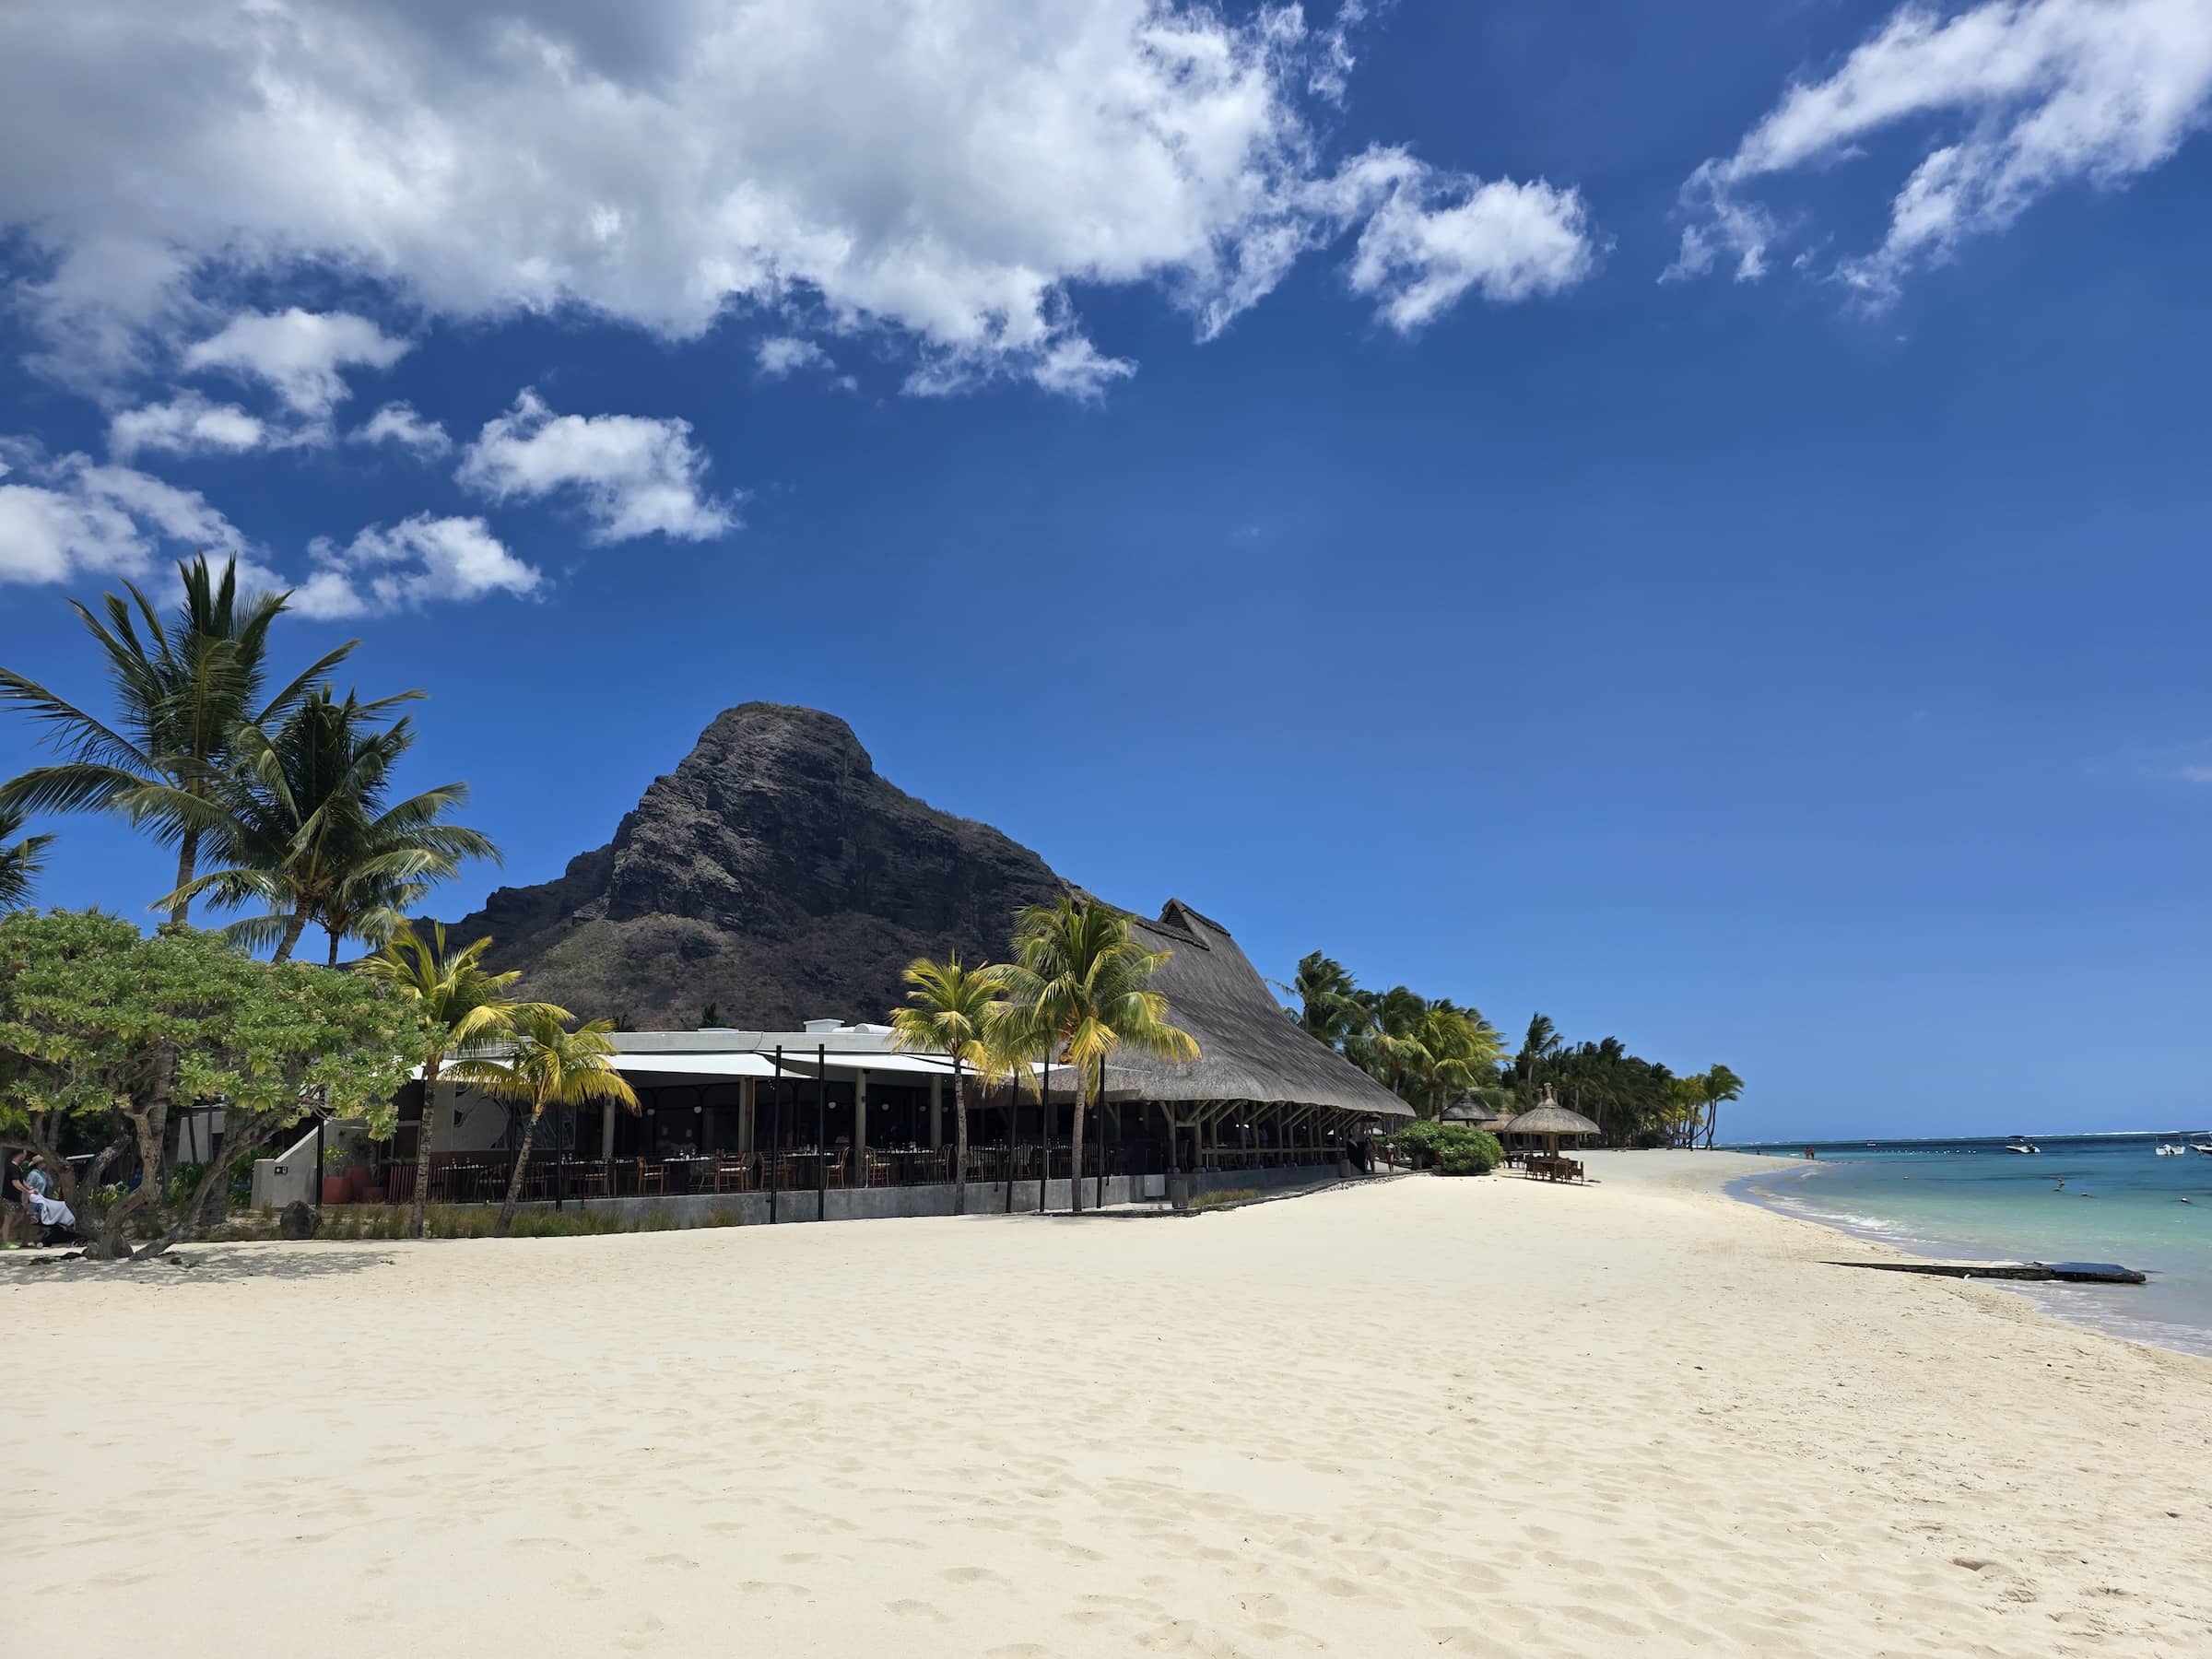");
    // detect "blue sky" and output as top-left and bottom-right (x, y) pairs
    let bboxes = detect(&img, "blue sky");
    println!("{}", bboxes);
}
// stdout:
(2, 1), (2208, 1140)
